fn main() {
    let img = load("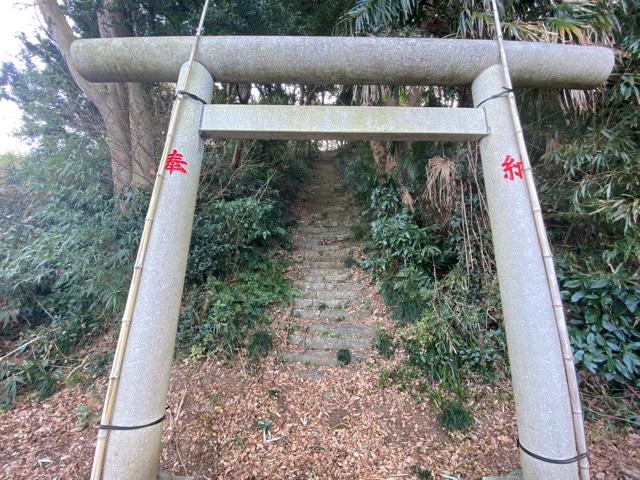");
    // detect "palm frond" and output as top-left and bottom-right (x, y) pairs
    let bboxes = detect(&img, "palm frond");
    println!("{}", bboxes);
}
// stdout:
(337, 0), (419, 34)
